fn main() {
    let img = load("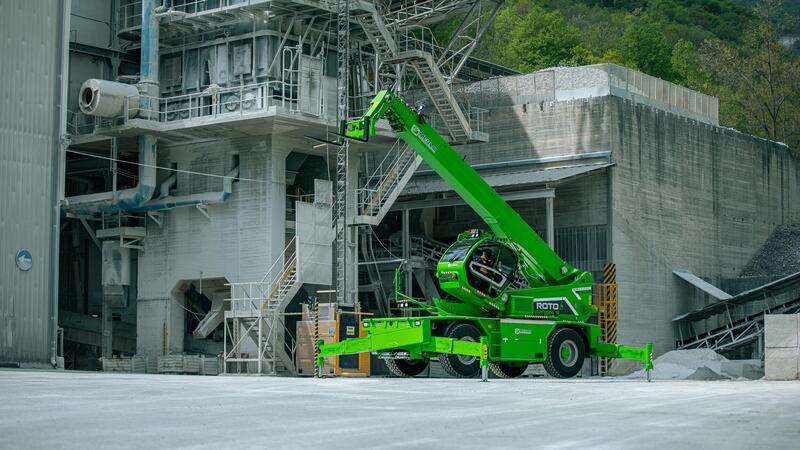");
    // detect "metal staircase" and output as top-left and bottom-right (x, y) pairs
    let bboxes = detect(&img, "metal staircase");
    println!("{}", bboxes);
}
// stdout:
(367, 234), (449, 268)
(383, 0), (479, 28)
(358, 11), (397, 62)
(409, 235), (449, 267)
(225, 315), (289, 374)
(224, 237), (301, 375)
(357, 11), (404, 91)
(356, 1), (497, 143)
(358, 233), (450, 307)
(360, 232), (390, 316)
(355, 138), (422, 225)
(398, 50), (476, 143)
